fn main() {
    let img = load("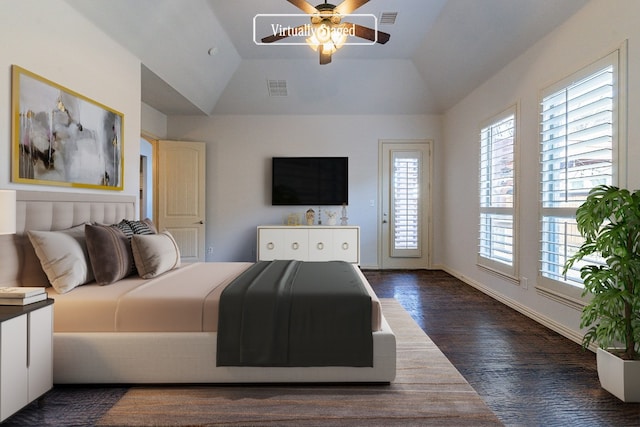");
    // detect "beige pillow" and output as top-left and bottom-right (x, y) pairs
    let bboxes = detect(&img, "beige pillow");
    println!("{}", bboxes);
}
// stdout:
(131, 231), (181, 279)
(27, 224), (94, 294)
